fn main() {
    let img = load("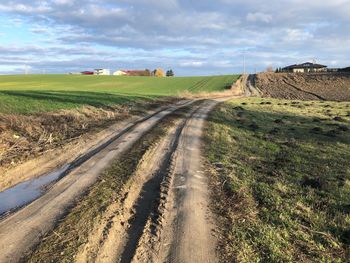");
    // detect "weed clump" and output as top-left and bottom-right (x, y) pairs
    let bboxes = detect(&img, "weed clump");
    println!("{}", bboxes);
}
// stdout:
(269, 127), (280, 135)
(249, 123), (259, 131)
(340, 229), (350, 245)
(274, 119), (284, 124)
(233, 106), (245, 111)
(333, 116), (344, 122)
(337, 125), (349, 132)
(236, 112), (244, 118)
(310, 127), (323, 134)
(260, 101), (272, 105)
(302, 177), (322, 189)
(325, 129), (340, 137)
